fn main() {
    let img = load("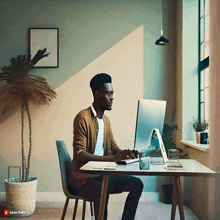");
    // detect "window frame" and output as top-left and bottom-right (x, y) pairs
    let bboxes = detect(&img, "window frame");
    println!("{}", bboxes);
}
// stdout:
(198, 0), (209, 121)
